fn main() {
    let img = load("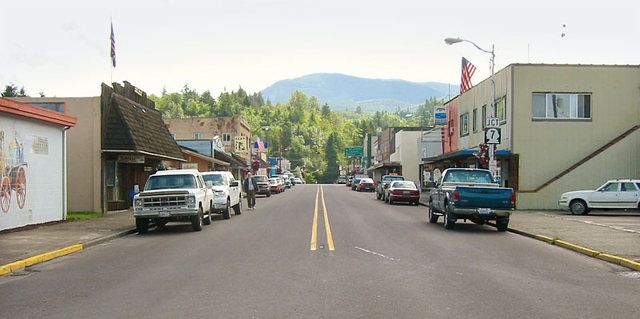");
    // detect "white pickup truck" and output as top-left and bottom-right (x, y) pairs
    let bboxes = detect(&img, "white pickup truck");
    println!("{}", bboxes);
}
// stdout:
(201, 171), (242, 219)
(133, 169), (214, 233)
